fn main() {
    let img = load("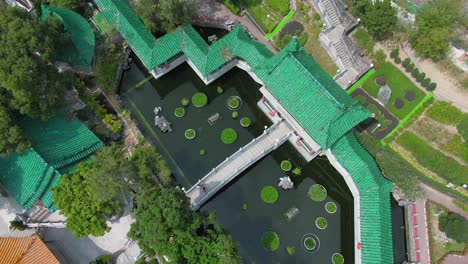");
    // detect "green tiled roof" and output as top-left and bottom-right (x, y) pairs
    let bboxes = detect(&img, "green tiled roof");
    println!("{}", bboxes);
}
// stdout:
(0, 111), (103, 211)
(331, 132), (394, 264)
(41, 5), (95, 69)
